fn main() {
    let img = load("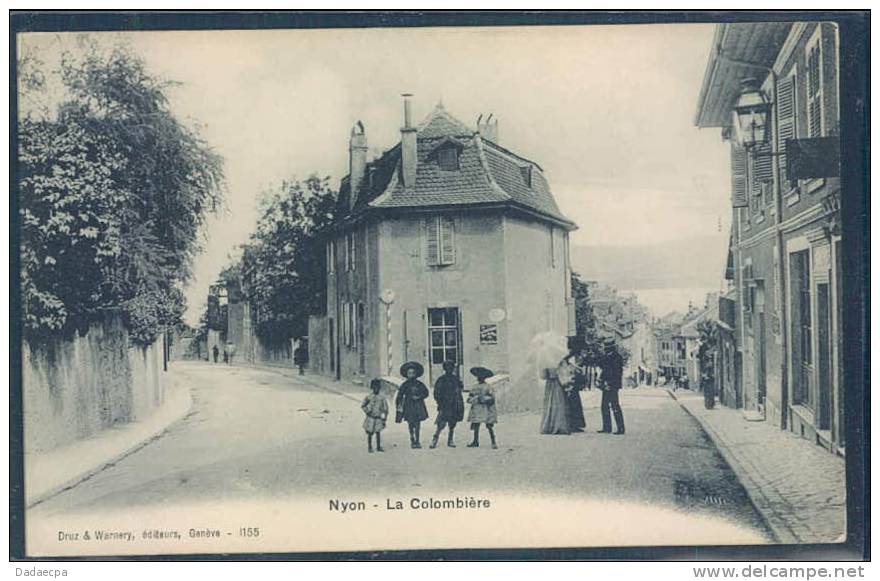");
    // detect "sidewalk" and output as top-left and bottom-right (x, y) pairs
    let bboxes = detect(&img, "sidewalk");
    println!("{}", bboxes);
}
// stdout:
(669, 389), (846, 544)
(25, 373), (193, 508)
(233, 360), (367, 402)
